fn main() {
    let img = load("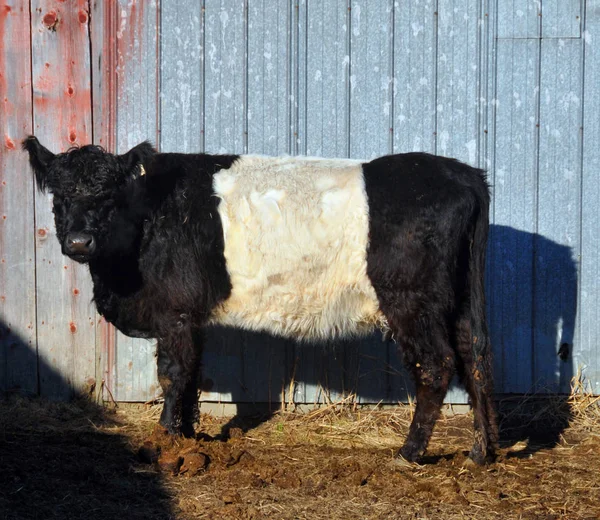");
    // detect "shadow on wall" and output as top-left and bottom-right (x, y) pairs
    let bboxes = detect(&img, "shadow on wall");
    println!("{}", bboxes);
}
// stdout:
(0, 322), (173, 520)
(201, 224), (578, 451)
